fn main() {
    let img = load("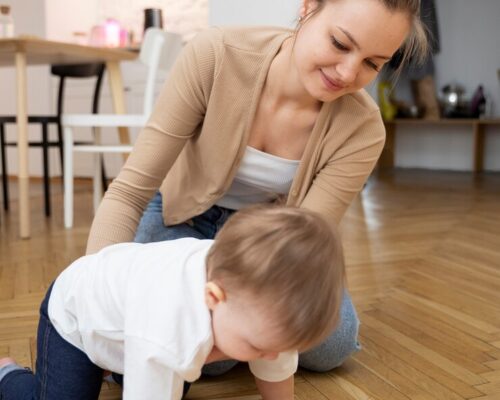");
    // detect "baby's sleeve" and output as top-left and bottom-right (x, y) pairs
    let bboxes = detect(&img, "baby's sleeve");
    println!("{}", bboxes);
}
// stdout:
(123, 336), (184, 400)
(248, 351), (299, 382)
